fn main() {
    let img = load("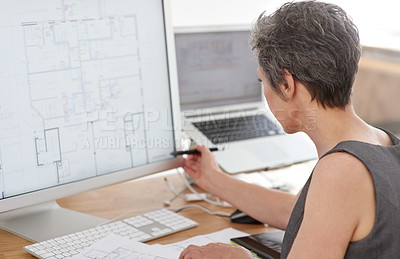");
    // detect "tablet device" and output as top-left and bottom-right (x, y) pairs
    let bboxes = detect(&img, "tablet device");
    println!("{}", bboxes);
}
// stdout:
(231, 230), (284, 259)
